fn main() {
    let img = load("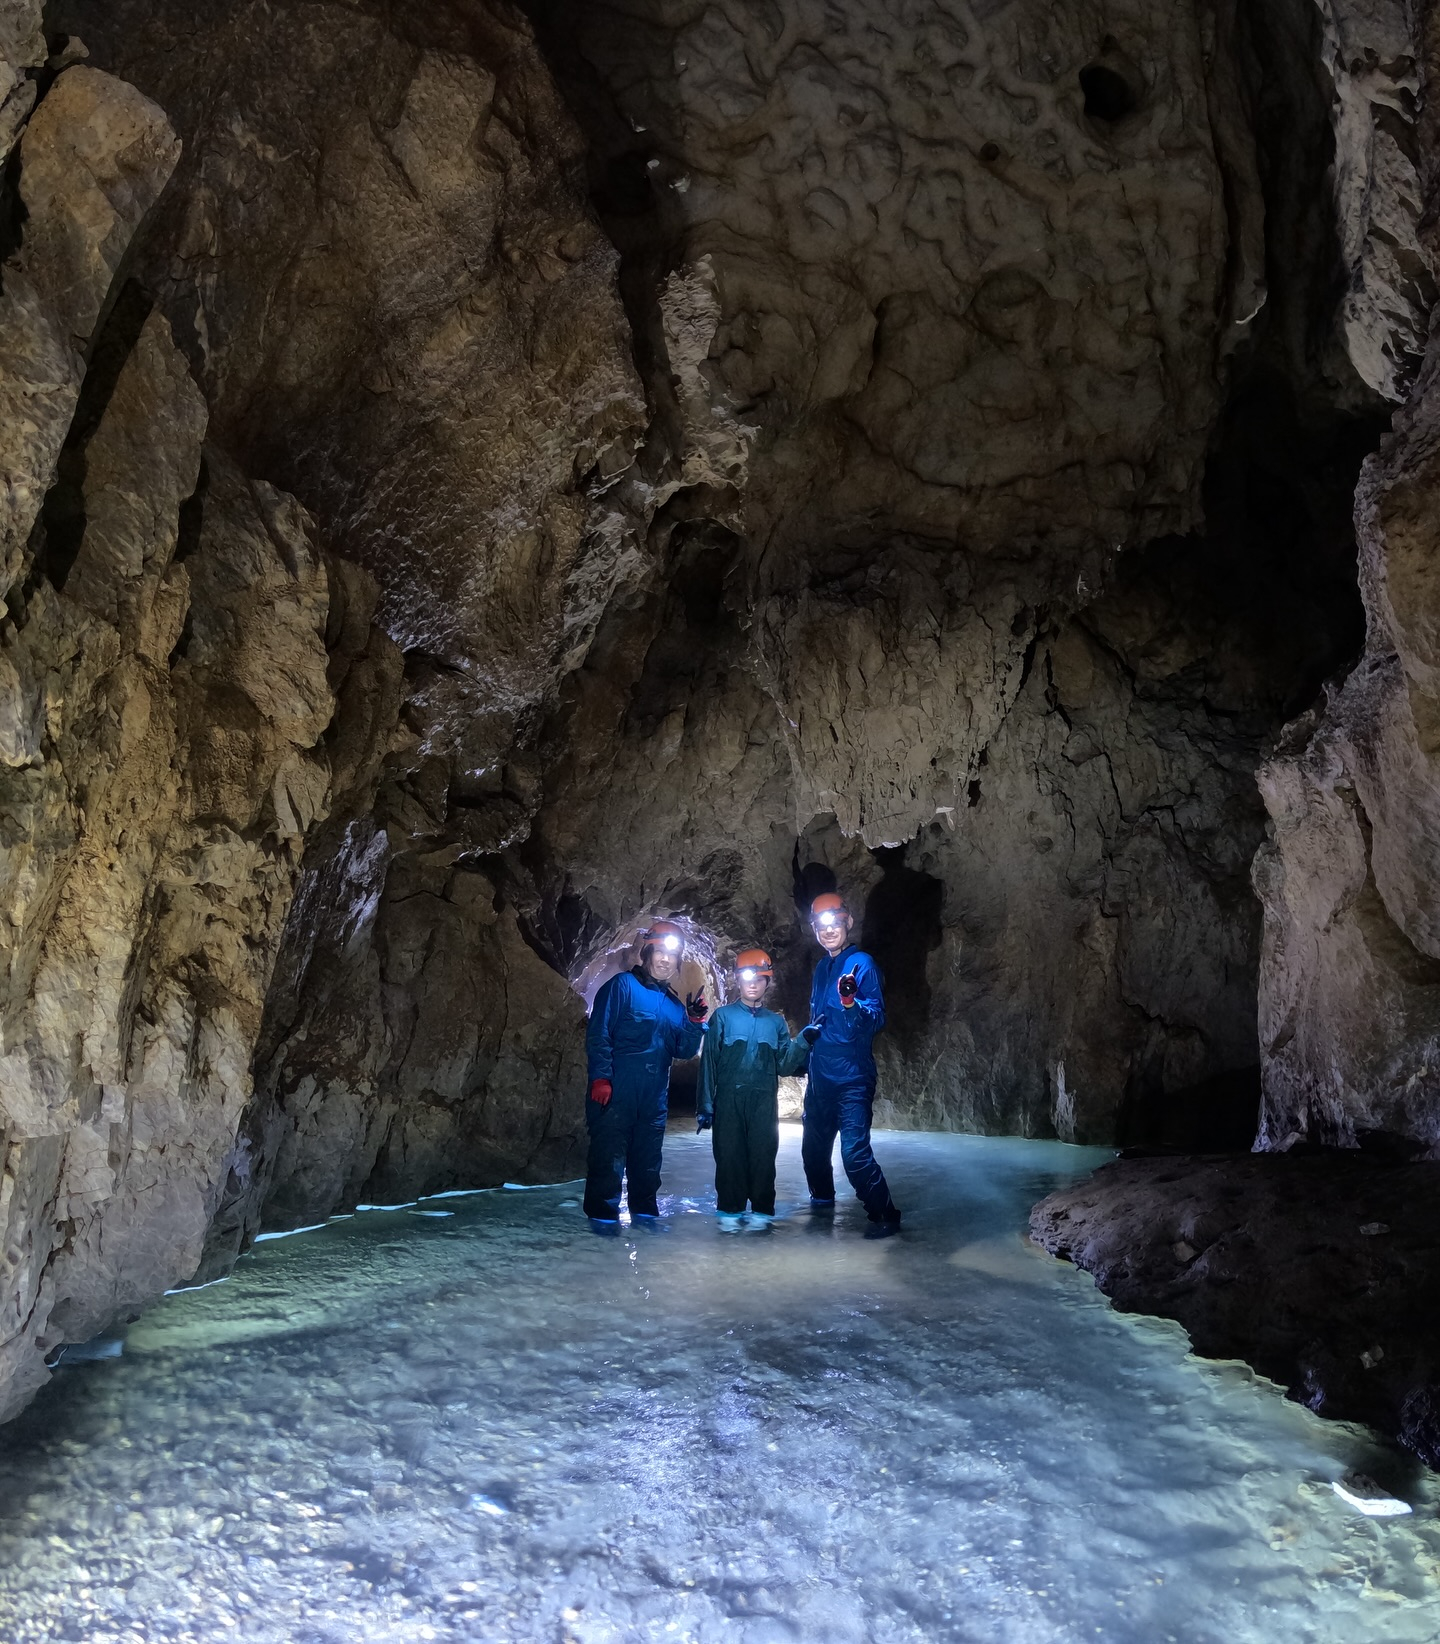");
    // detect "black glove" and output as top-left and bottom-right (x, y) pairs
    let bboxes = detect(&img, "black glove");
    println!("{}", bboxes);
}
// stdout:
(837, 972), (858, 1006)
(685, 990), (709, 1024)
(696, 1114), (713, 1132)
(802, 1021), (822, 1045)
